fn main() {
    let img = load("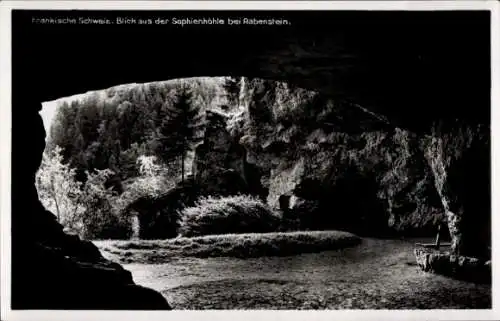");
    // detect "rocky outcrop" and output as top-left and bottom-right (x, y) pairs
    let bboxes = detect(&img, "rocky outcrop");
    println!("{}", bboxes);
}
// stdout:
(192, 109), (268, 200)
(13, 197), (171, 309)
(414, 247), (491, 284)
(190, 78), (490, 258)
(192, 111), (247, 196)
(232, 80), (446, 236)
(421, 122), (490, 257)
